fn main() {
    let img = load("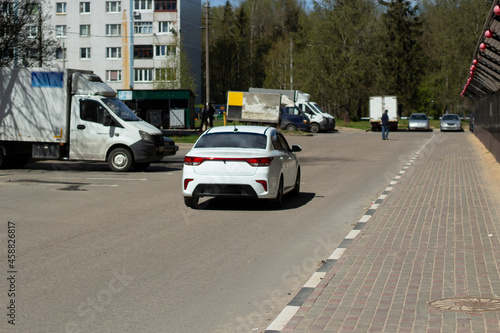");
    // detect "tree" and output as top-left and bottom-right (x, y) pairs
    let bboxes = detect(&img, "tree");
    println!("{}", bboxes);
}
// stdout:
(293, 0), (378, 119)
(376, 0), (424, 115)
(0, 0), (57, 67)
(154, 36), (197, 93)
(417, 0), (490, 116)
